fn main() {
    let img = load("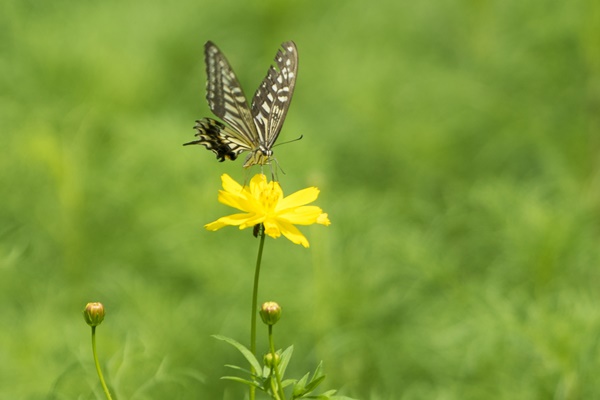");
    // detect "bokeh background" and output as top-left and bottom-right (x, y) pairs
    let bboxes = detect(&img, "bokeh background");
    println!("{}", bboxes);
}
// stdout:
(2, 0), (600, 398)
